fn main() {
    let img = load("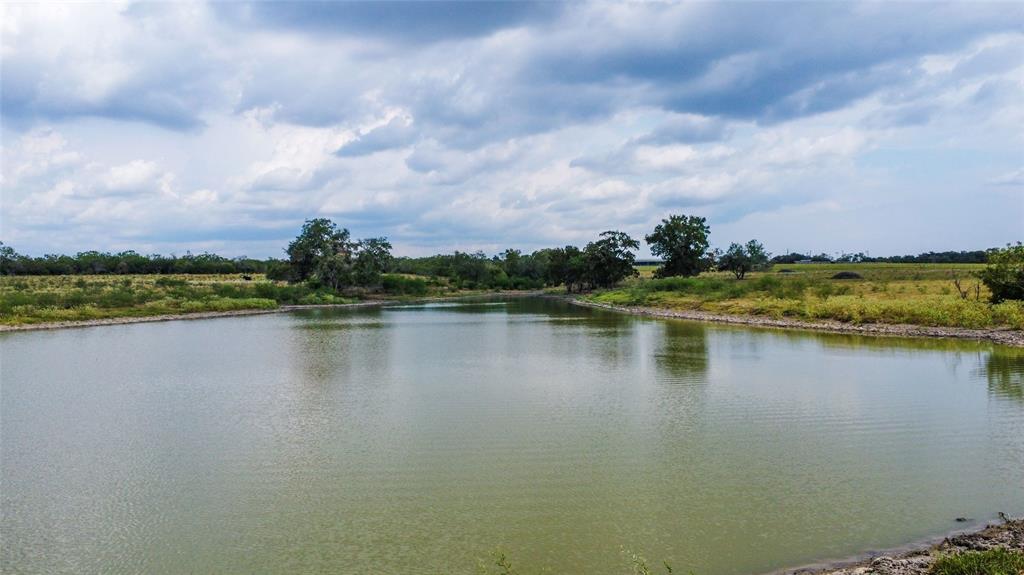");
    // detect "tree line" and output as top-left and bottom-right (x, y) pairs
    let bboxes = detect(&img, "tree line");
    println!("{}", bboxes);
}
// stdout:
(2, 219), (1018, 302)
(0, 243), (275, 276)
(770, 250), (989, 264)
(271, 215), (762, 291)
